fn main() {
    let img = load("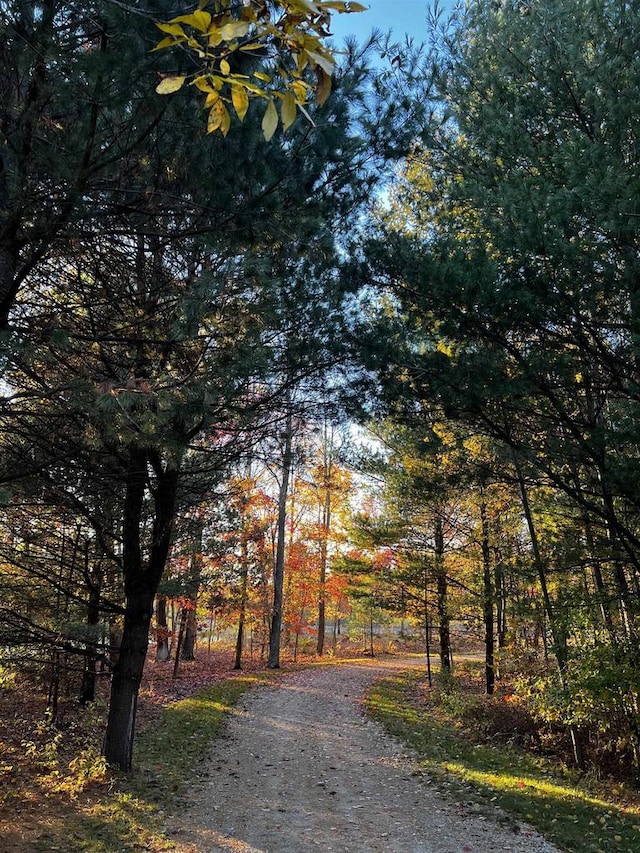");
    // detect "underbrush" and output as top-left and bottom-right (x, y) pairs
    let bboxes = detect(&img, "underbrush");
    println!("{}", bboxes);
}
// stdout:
(0, 652), (272, 852)
(366, 663), (640, 853)
(29, 673), (269, 853)
(0, 649), (372, 852)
